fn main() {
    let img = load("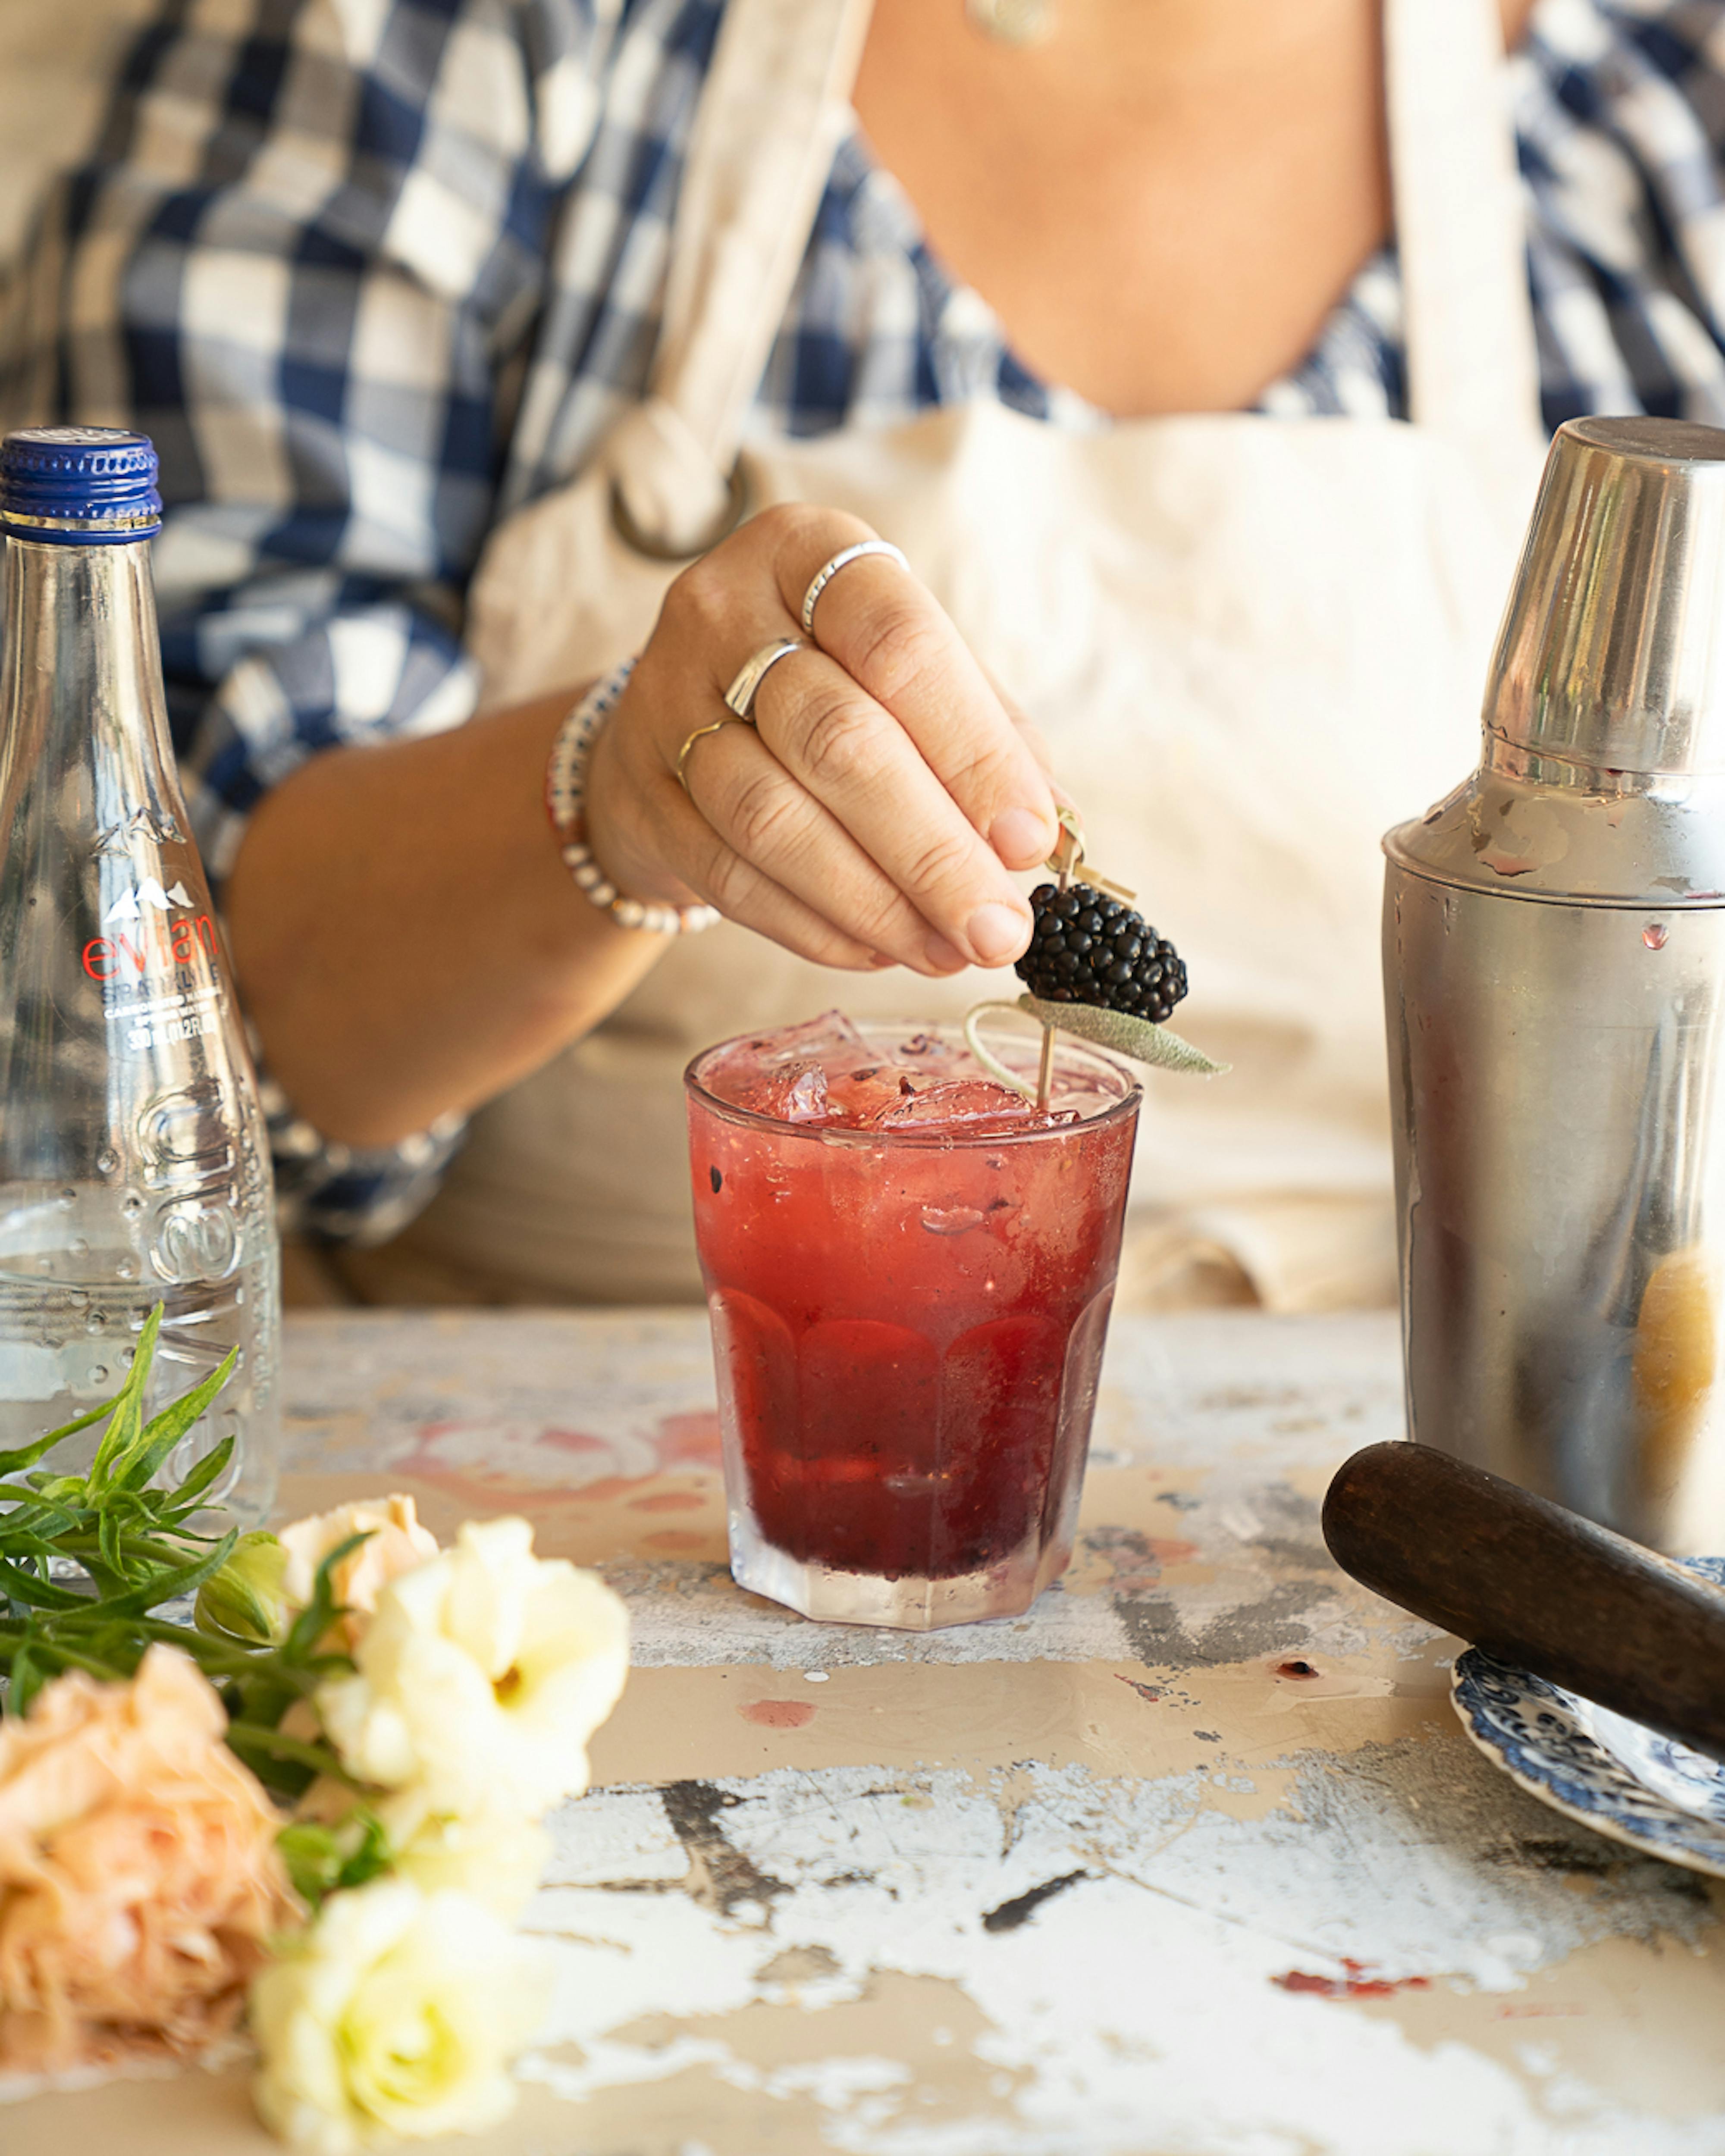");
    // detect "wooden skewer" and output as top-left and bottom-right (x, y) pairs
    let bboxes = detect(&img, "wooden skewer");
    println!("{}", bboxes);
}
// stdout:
(1035, 1006), (1057, 1112)
(1036, 812), (1085, 1112)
